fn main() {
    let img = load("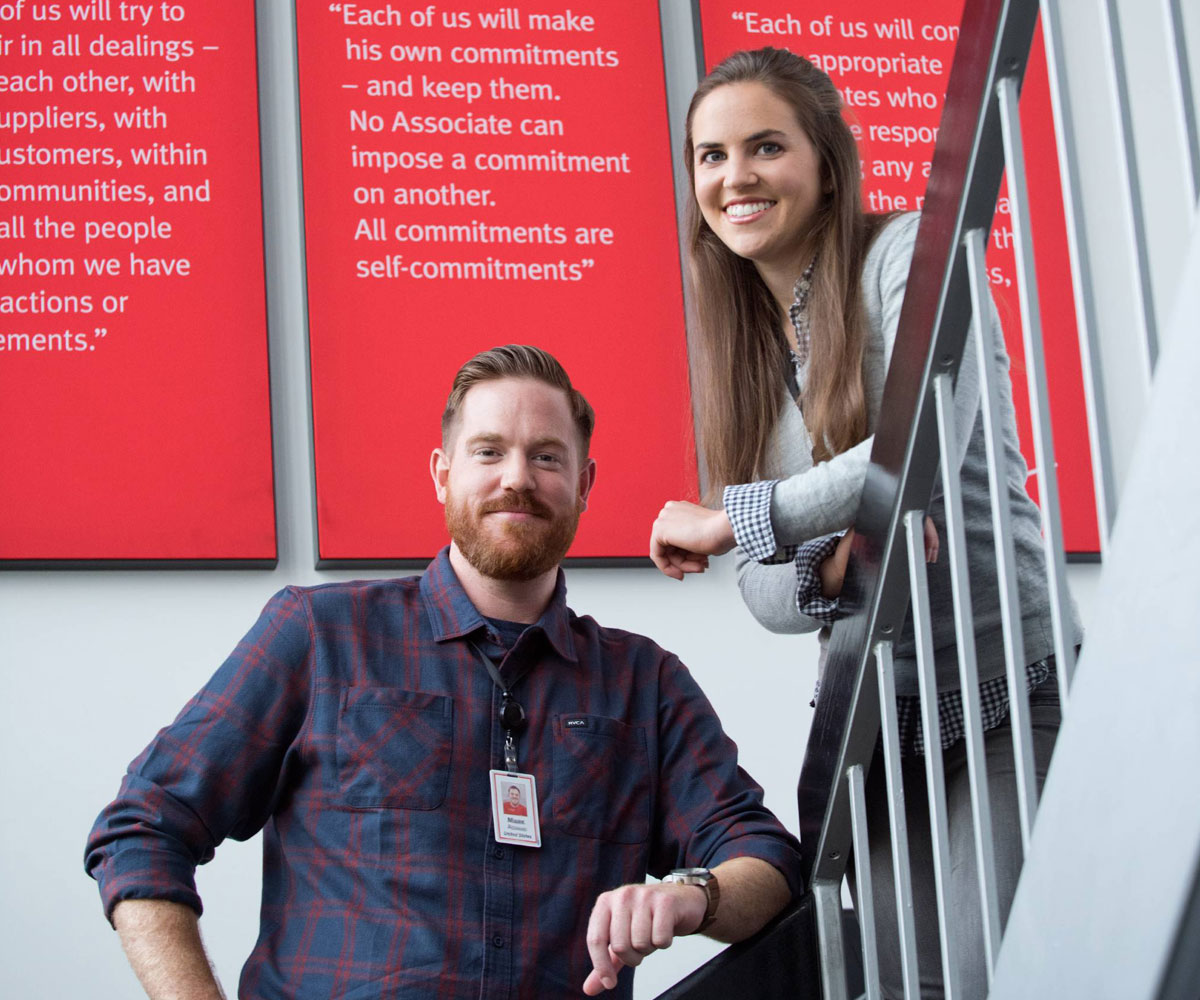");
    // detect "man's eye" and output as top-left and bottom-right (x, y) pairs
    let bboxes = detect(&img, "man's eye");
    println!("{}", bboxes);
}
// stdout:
(534, 453), (561, 464)
(476, 448), (500, 458)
